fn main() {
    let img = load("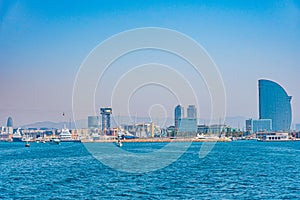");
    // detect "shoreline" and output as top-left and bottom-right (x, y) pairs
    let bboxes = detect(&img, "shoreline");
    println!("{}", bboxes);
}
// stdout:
(81, 137), (232, 143)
